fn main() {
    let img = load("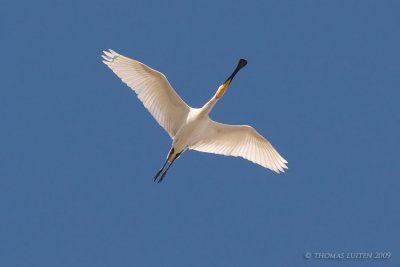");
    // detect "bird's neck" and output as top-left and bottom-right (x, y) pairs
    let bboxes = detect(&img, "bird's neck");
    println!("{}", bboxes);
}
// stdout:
(200, 96), (218, 116)
(201, 82), (228, 116)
